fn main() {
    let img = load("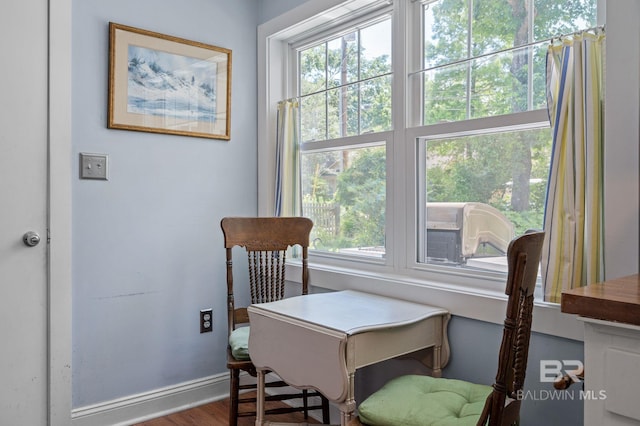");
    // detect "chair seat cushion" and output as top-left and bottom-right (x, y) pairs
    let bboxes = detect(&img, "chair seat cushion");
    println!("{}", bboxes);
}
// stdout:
(229, 326), (251, 360)
(358, 374), (492, 426)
